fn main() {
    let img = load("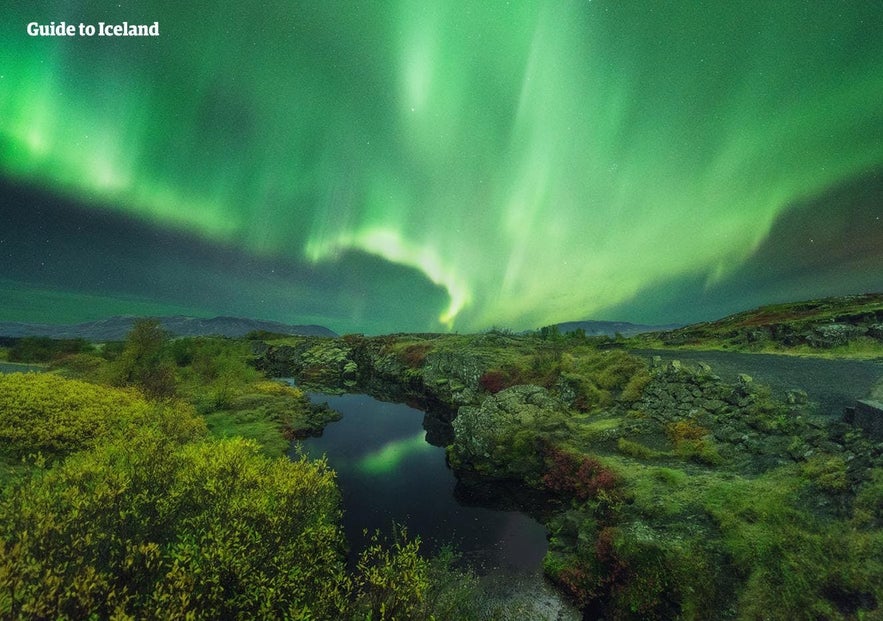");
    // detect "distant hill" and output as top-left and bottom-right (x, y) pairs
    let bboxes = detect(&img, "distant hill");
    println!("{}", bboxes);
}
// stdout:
(0, 316), (337, 341)
(552, 320), (681, 337)
(643, 293), (883, 351)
